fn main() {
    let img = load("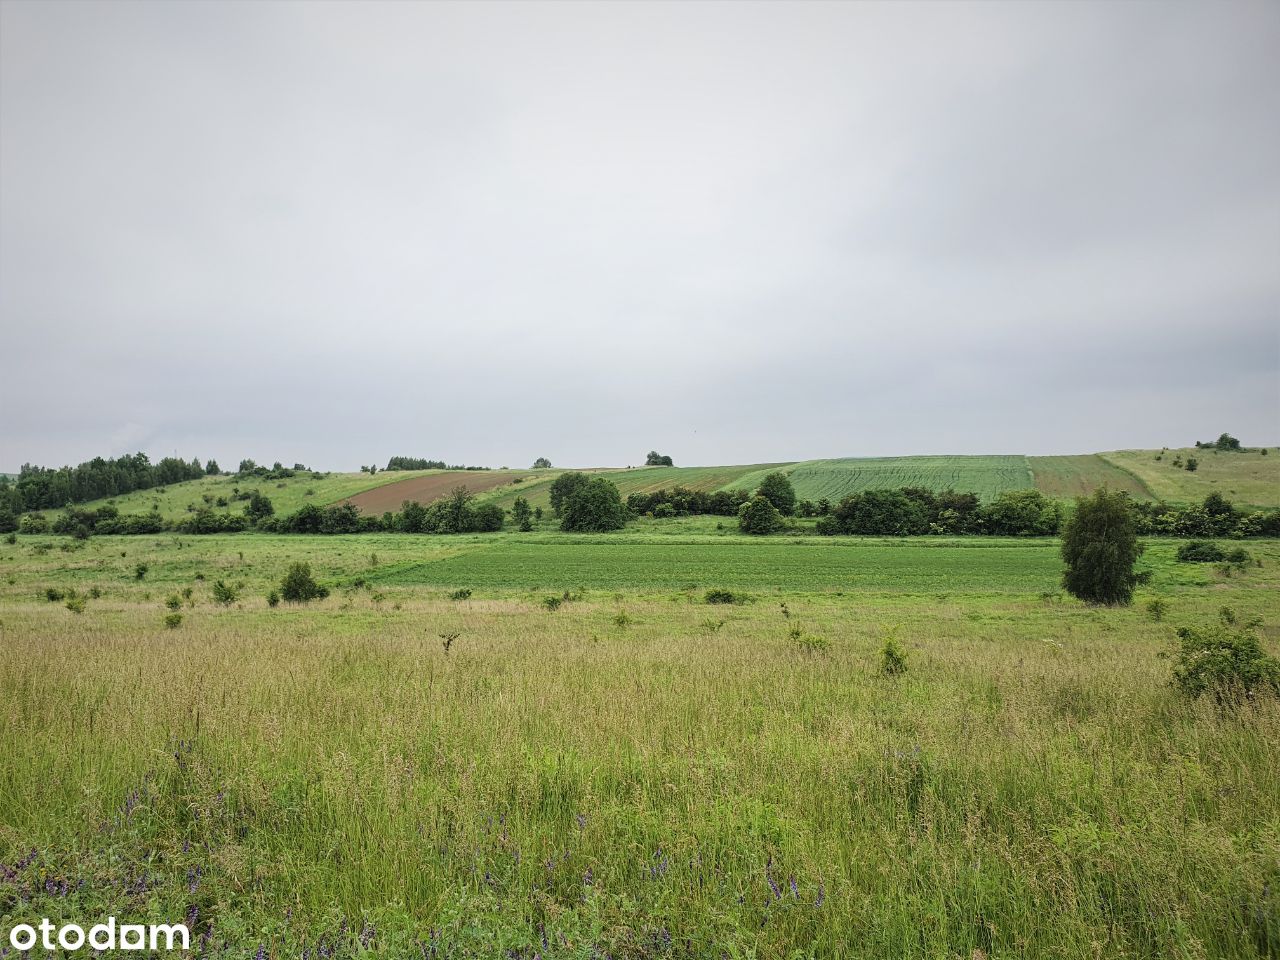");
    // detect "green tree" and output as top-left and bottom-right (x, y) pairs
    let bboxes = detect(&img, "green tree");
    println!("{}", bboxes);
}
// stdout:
(1061, 488), (1143, 605)
(560, 477), (628, 532)
(246, 491), (275, 523)
(205, 459), (221, 475)
(280, 562), (329, 603)
(755, 472), (797, 516)
(645, 451), (674, 467)
(512, 496), (533, 531)
(549, 471), (591, 517)
(738, 495), (785, 535)
(532, 457), (552, 469)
